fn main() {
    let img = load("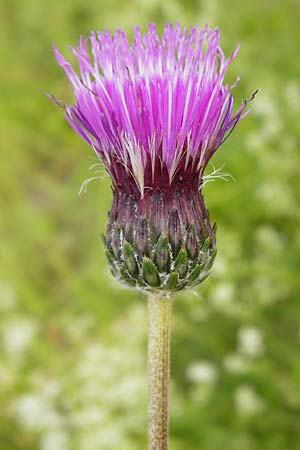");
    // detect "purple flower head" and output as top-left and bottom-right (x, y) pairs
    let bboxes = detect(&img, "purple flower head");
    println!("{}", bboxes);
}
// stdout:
(53, 23), (252, 197)
(51, 23), (255, 293)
